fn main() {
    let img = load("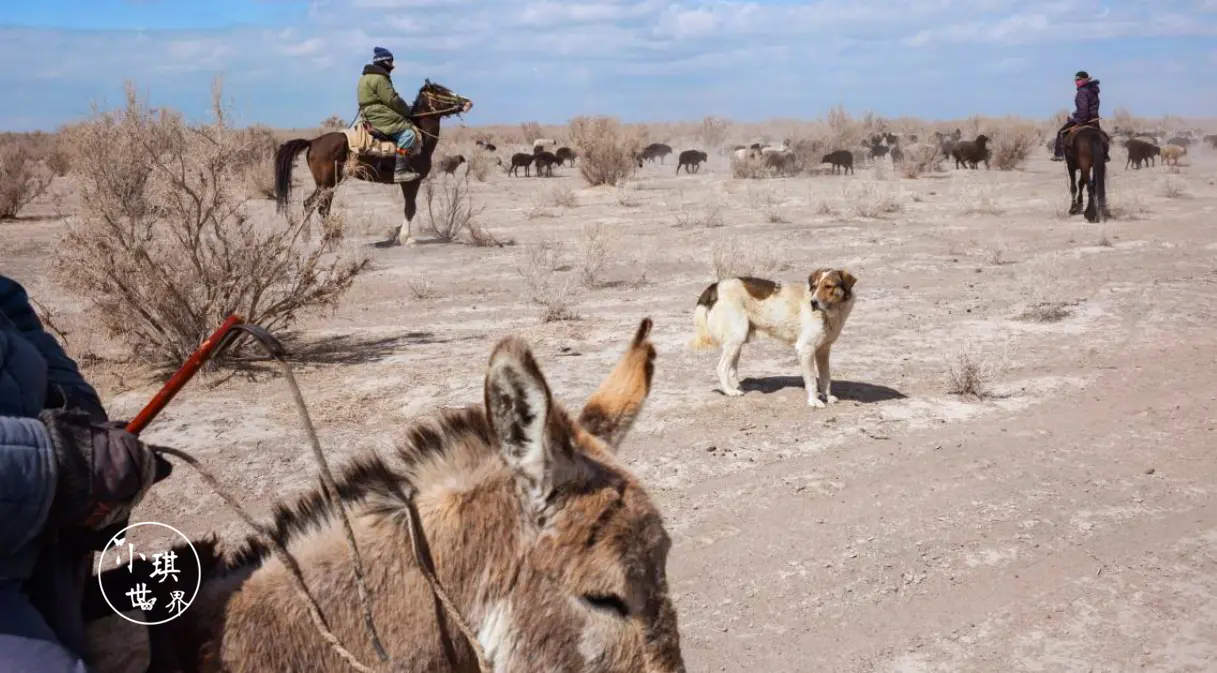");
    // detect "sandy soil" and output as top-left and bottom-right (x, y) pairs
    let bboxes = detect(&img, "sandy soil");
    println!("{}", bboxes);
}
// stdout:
(5, 142), (1217, 672)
